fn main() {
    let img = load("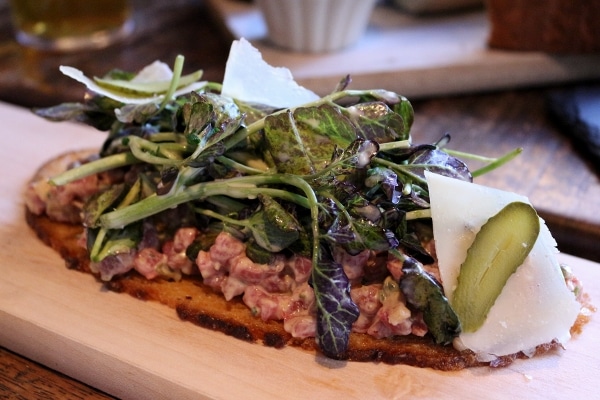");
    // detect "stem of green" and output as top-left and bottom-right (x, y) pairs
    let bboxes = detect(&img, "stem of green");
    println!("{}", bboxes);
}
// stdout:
(378, 140), (412, 152)
(216, 155), (268, 175)
(406, 208), (432, 220)
(99, 174), (314, 229)
(195, 208), (251, 228)
(50, 152), (139, 186)
(371, 157), (427, 185)
(467, 147), (523, 178)
(158, 55), (184, 112)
